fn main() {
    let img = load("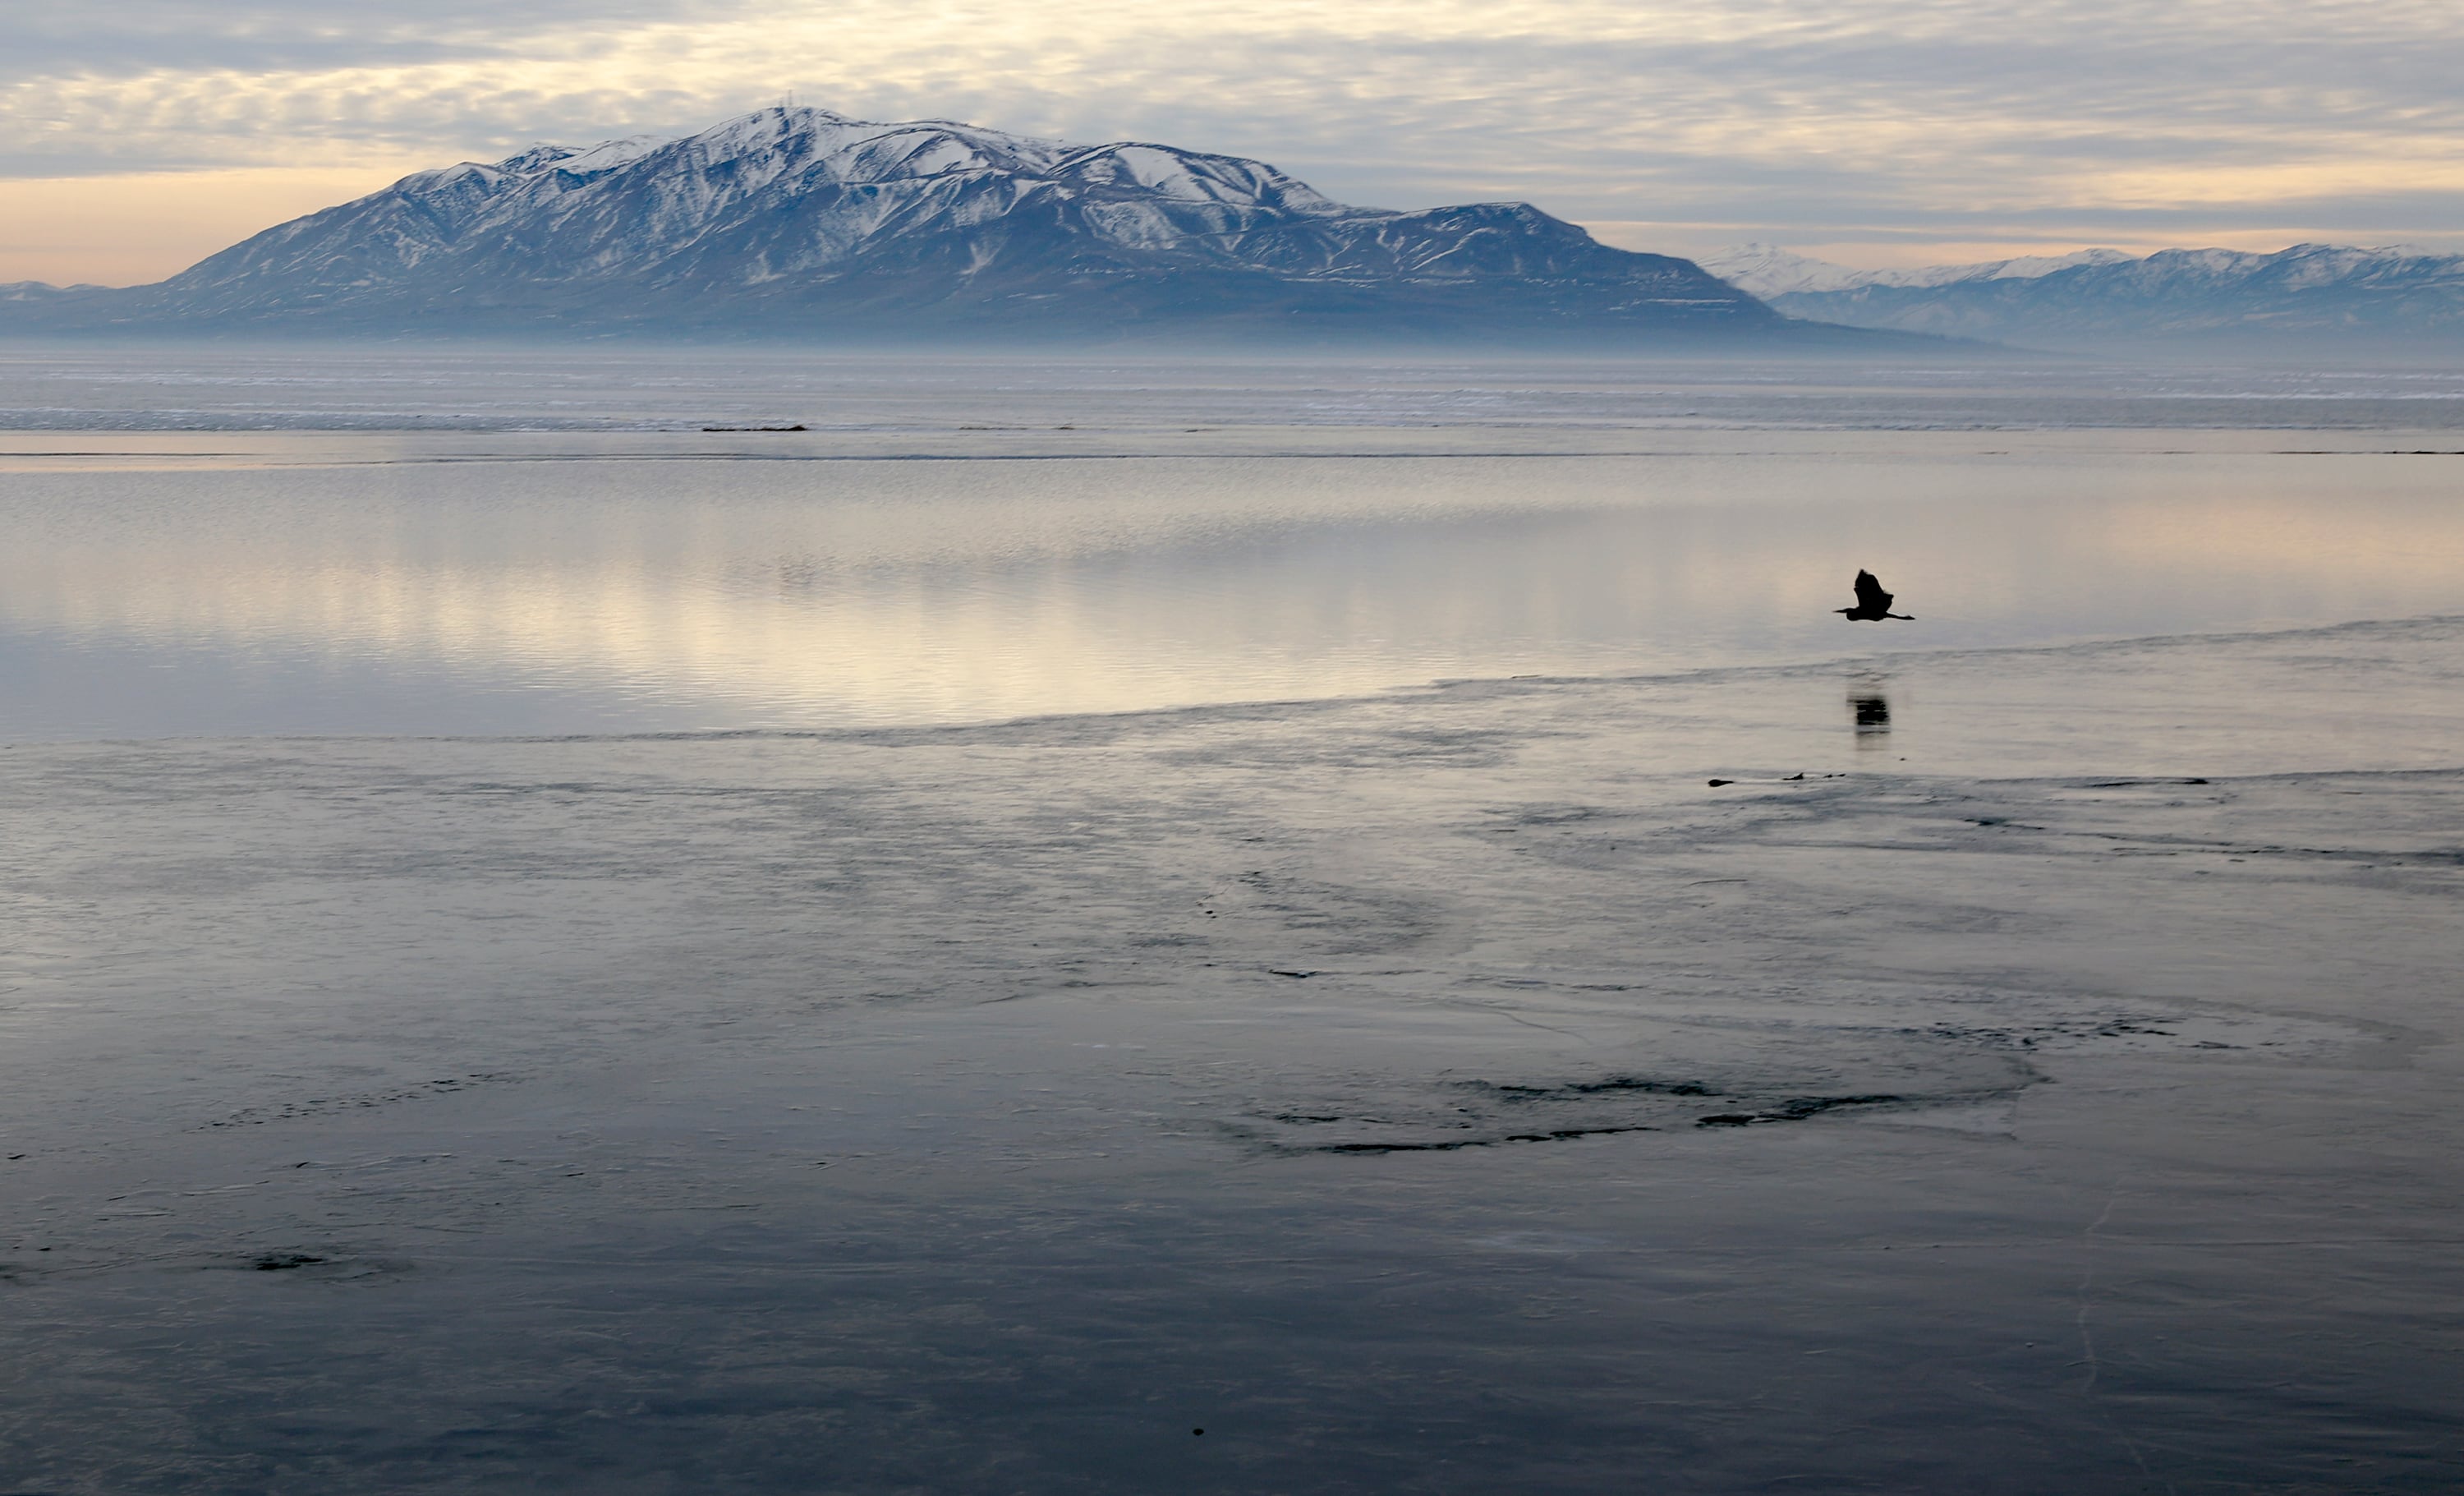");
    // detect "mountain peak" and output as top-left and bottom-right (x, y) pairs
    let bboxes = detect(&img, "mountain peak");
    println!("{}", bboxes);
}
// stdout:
(1694, 244), (1866, 296)
(4, 104), (1802, 344)
(491, 135), (671, 177)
